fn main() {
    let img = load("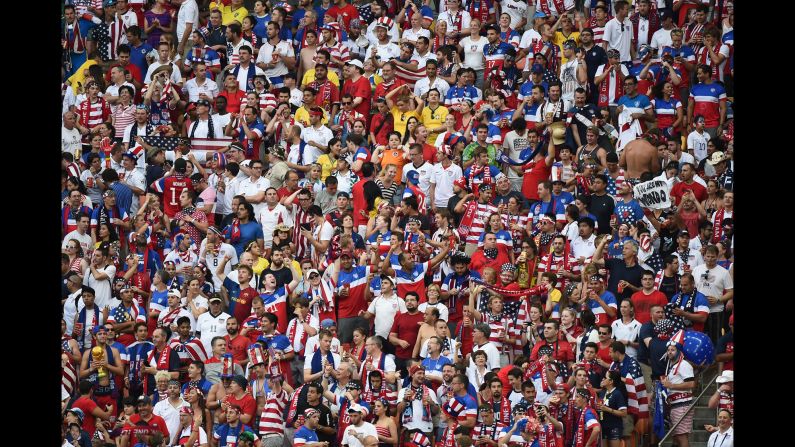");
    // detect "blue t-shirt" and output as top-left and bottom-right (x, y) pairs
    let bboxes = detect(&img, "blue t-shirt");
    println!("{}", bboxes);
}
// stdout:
(552, 191), (575, 208)
(616, 93), (651, 111)
(294, 426), (319, 445)
(614, 199), (645, 226)
(130, 42), (153, 78)
(229, 221), (265, 256)
(599, 388), (628, 430)
(214, 423), (257, 446)
(421, 355), (453, 378)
